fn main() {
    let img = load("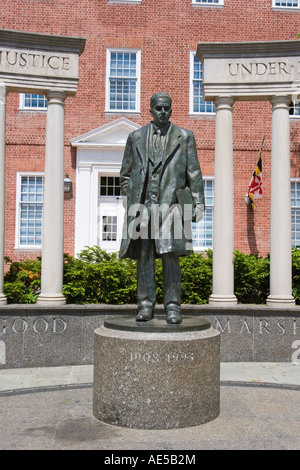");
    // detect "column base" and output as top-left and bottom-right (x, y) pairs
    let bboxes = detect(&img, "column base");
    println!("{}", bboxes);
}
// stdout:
(37, 293), (66, 306)
(0, 294), (7, 305)
(266, 294), (295, 308)
(209, 294), (238, 307)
